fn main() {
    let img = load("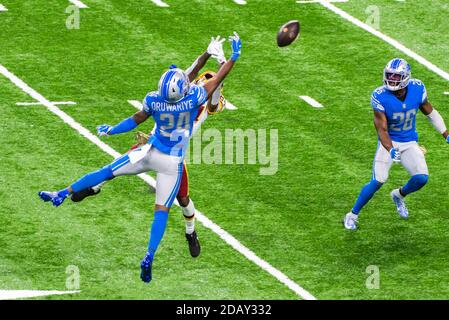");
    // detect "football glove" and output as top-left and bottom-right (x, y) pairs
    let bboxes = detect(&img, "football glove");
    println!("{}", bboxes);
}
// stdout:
(390, 147), (401, 163)
(97, 124), (112, 137)
(229, 32), (241, 62)
(207, 36), (226, 64)
(135, 131), (150, 146)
